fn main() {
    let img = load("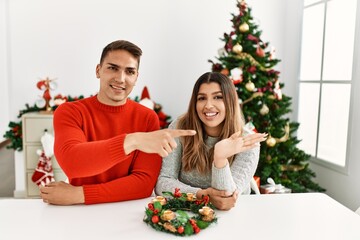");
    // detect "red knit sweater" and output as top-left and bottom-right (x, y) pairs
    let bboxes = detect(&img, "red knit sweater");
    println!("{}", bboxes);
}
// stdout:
(53, 95), (162, 204)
